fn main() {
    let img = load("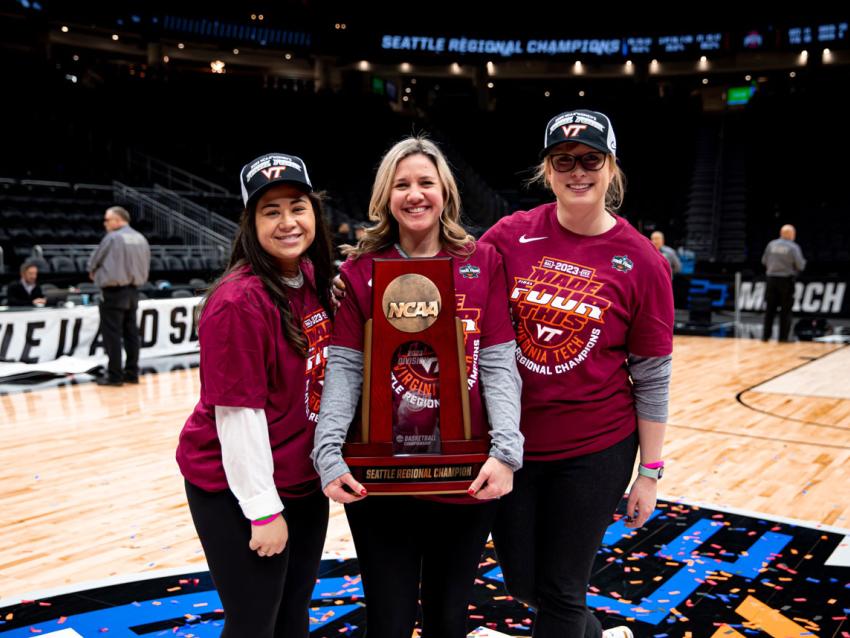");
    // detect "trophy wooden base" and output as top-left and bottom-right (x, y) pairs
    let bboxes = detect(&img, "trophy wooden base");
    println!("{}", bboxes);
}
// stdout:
(344, 440), (488, 495)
